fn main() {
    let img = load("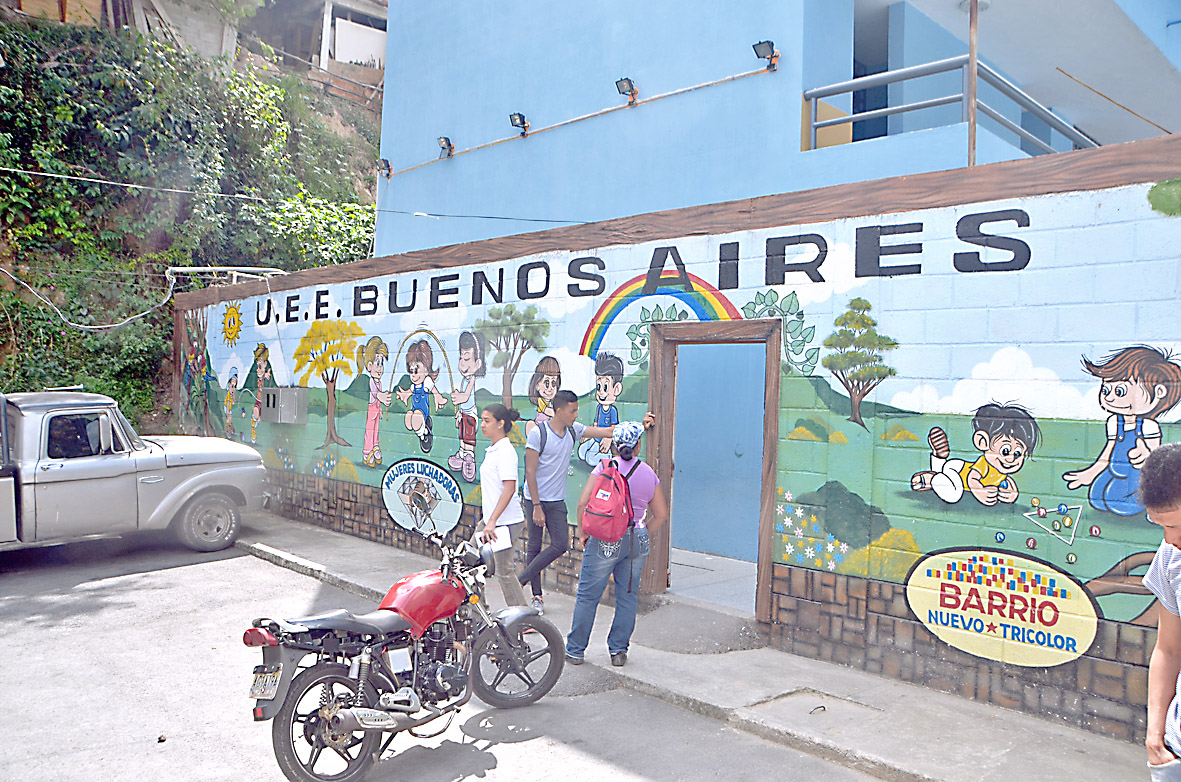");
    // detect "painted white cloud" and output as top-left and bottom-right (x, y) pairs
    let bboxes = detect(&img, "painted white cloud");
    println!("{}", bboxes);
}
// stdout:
(792, 241), (868, 308)
(887, 346), (1099, 420)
